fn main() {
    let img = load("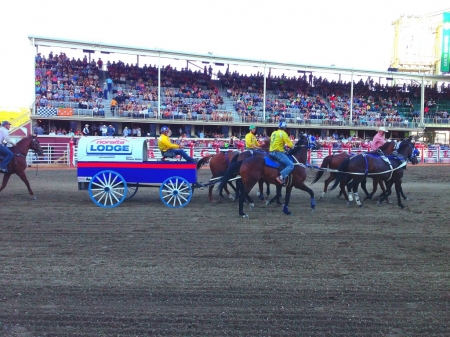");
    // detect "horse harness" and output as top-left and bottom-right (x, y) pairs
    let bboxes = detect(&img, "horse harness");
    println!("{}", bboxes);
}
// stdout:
(350, 152), (407, 180)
